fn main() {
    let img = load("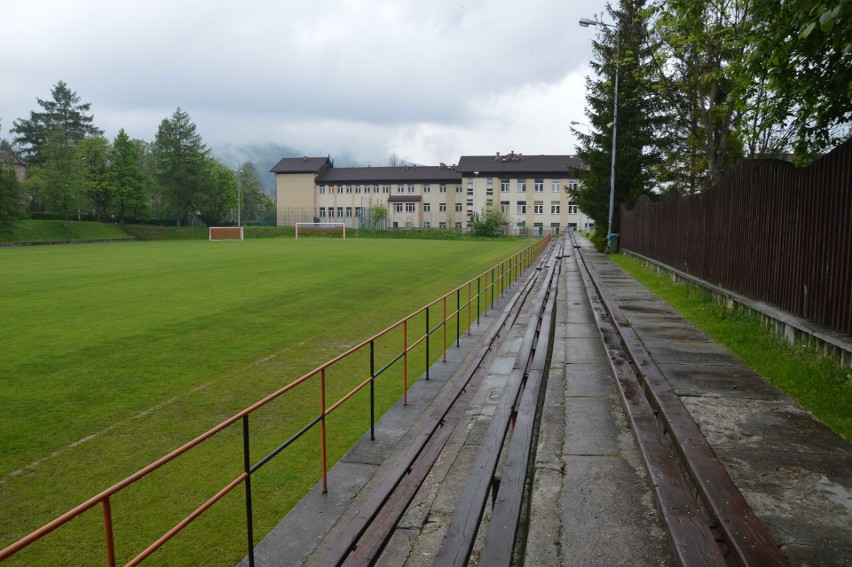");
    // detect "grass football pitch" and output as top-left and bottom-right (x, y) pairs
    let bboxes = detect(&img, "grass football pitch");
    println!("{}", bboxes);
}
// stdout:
(0, 236), (531, 566)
